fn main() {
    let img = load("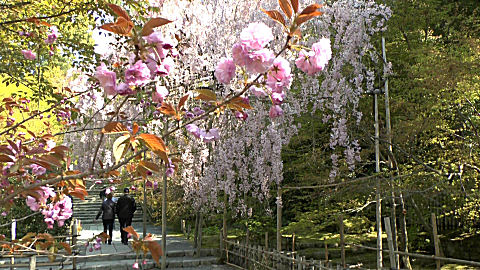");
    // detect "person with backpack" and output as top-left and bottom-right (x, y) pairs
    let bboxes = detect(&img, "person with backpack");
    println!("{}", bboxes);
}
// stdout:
(116, 187), (136, 245)
(95, 192), (116, 245)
